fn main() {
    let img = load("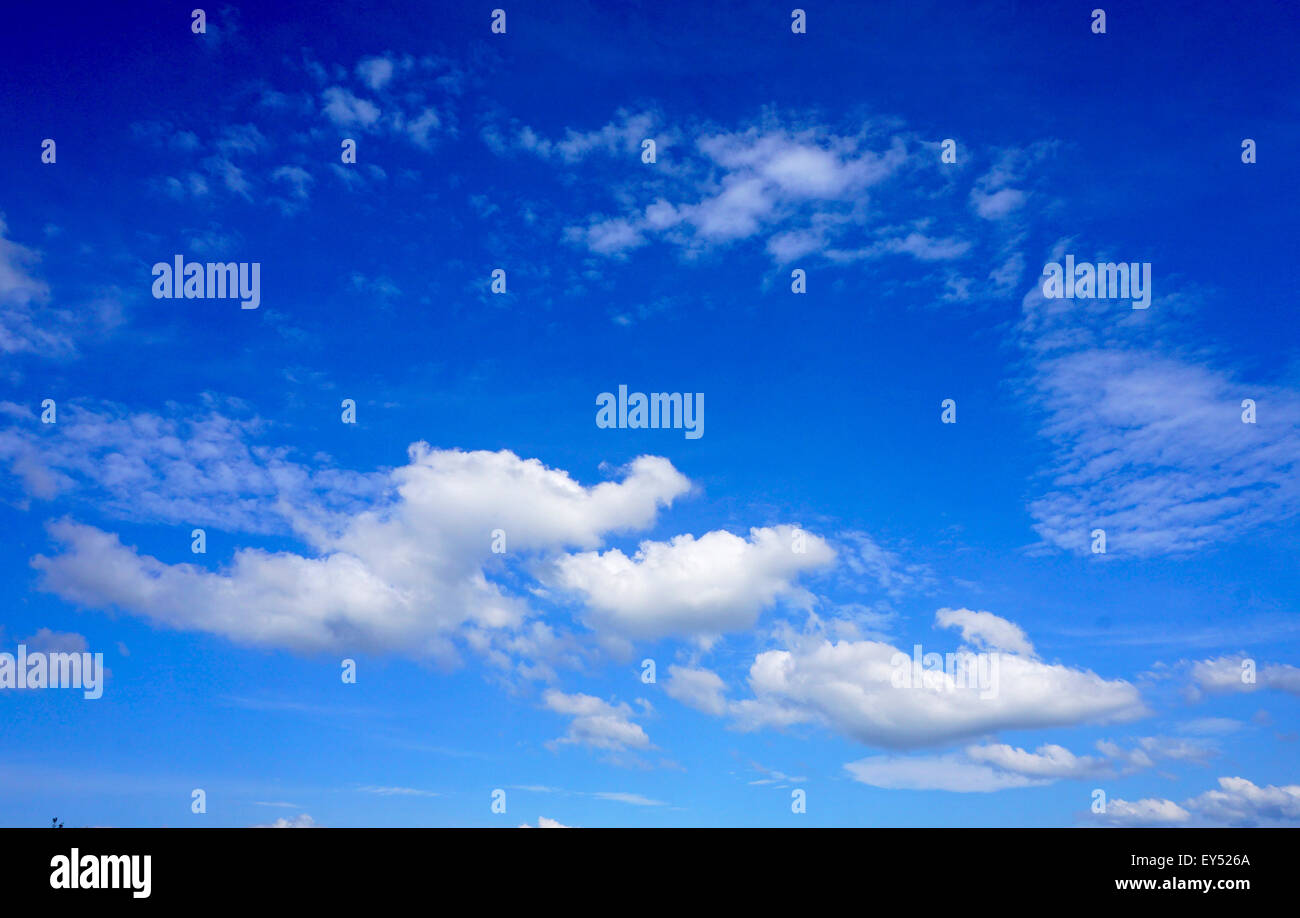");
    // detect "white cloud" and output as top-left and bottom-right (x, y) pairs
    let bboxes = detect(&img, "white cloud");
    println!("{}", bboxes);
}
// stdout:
(664, 665), (727, 715)
(966, 742), (1105, 778)
(271, 165), (314, 201)
(547, 526), (834, 642)
(19, 627), (89, 654)
(1019, 260), (1300, 557)
(509, 110), (666, 163)
(355, 56), (395, 90)
(518, 816), (571, 828)
(356, 785), (439, 797)
(934, 608), (1035, 655)
(0, 215), (115, 358)
(838, 531), (932, 598)
(543, 690), (651, 753)
(1095, 739), (1155, 773)
(1186, 776), (1300, 825)
(1190, 655), (1300, 696)
(1097, 797), (1191, 826)
(729, 610), (1144, 748)
(320, 87), (381, 129)
(590, 792), (665, 806)
(845, 754), (1047, 792)
(29, 441), (690, 666)
(255, 813), (317, 828)
(846, 741), (1107, 793)
(567, 217), (646, 256)
(970, 187), (1026, 220)
(1093, 776), (1300, 826)
(0, 402), (384, 530)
